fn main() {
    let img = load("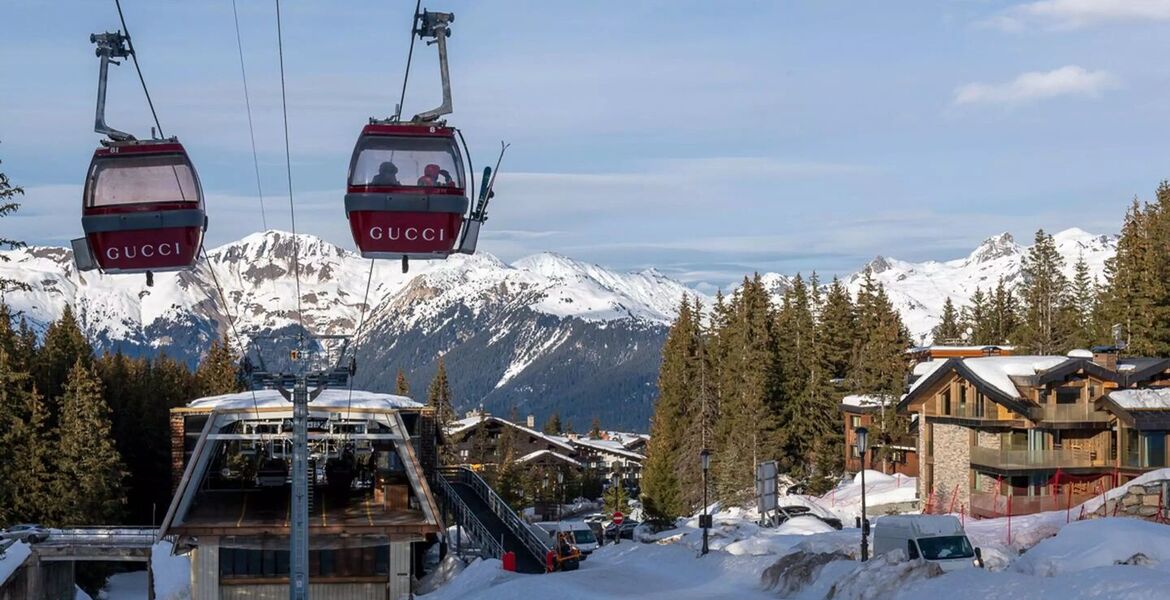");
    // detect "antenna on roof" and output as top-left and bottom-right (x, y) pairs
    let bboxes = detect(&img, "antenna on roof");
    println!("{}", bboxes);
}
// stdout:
(1112, 323), (1126, 351)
